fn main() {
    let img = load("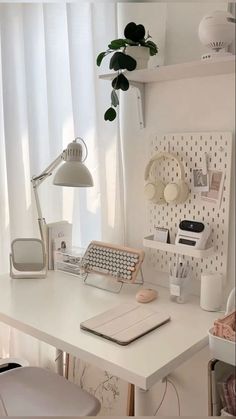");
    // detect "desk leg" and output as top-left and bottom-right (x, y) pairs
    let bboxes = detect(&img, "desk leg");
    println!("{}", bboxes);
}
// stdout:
(55, 349), (64, 376)
(135, 386), (153, 416)
(127, 384), (135, 416)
